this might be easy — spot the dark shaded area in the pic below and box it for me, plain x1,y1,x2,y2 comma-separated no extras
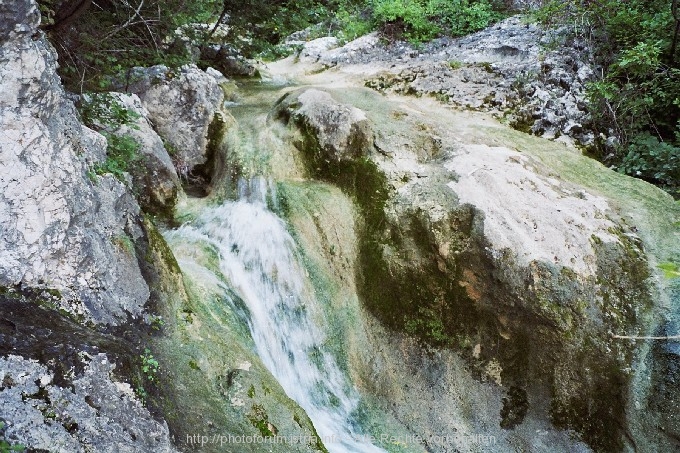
0,287,140,389
500,386,529,429
648,313,680,446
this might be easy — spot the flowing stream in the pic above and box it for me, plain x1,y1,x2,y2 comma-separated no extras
166,102,386,452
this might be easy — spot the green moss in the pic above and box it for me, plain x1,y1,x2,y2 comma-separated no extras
247,404,276,437
111,233,135,255
143,216,181,276
188,360,200,371
658,261,680,278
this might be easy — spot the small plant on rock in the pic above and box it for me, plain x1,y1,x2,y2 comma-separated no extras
0,421,25,453
140,348,160,383
79,93,141,181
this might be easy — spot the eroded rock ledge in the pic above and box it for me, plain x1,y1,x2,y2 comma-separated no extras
273,85,675,451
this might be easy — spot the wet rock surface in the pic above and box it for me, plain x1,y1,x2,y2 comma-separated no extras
273,85,676,451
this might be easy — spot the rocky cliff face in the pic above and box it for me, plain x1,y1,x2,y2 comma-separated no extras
0,2,328,452
271,82,679,452
0,1,178,450
0,0,150,325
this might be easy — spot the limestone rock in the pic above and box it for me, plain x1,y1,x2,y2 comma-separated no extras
0,0,149,325
274,85,664,450
273,88,373,165
124,64,224,176
298,37,339,64
318,16,597,148
105,93,182,216
0,354,177,453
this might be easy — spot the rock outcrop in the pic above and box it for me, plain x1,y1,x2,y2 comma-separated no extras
124,64,226,182
273,88,373,165
0,354,176,453
314,16,597,148
273,86,678,451
0,1,182,451
93,93,182,216
0,0,149,325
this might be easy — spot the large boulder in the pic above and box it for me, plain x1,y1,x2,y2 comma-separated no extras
272,88,373,167
0,0,149,325
124,65,225,178
89,92,182,216
298,37,340,64
274,86,678,451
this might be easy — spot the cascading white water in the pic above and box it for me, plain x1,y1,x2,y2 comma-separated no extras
166,177,385,453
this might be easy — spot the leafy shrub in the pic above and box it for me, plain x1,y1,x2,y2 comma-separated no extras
140,348,160,382
95,133,141,181
336,5,374,42
370,0,500,43
372,0,438,42
618,133,680,195
426,0,499,36
532,0,680,197
80,93,140,129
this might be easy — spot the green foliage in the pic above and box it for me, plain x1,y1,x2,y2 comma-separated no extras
247,404,275,437
140,348,160,382
150,315,166,331
533,0,680,197
0,441,25,453
79,93,141,181
369,0,500,43
527,0,569,27
619,133,680,196
80,93,140,127
42,0,505,76
336,6,374,42
0,422,25,453
372,0,439,42
95,133,140,180
39,0,222,89
188,360,201,370
426,0,499,36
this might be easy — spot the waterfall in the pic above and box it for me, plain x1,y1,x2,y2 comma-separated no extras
165,177,385,453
